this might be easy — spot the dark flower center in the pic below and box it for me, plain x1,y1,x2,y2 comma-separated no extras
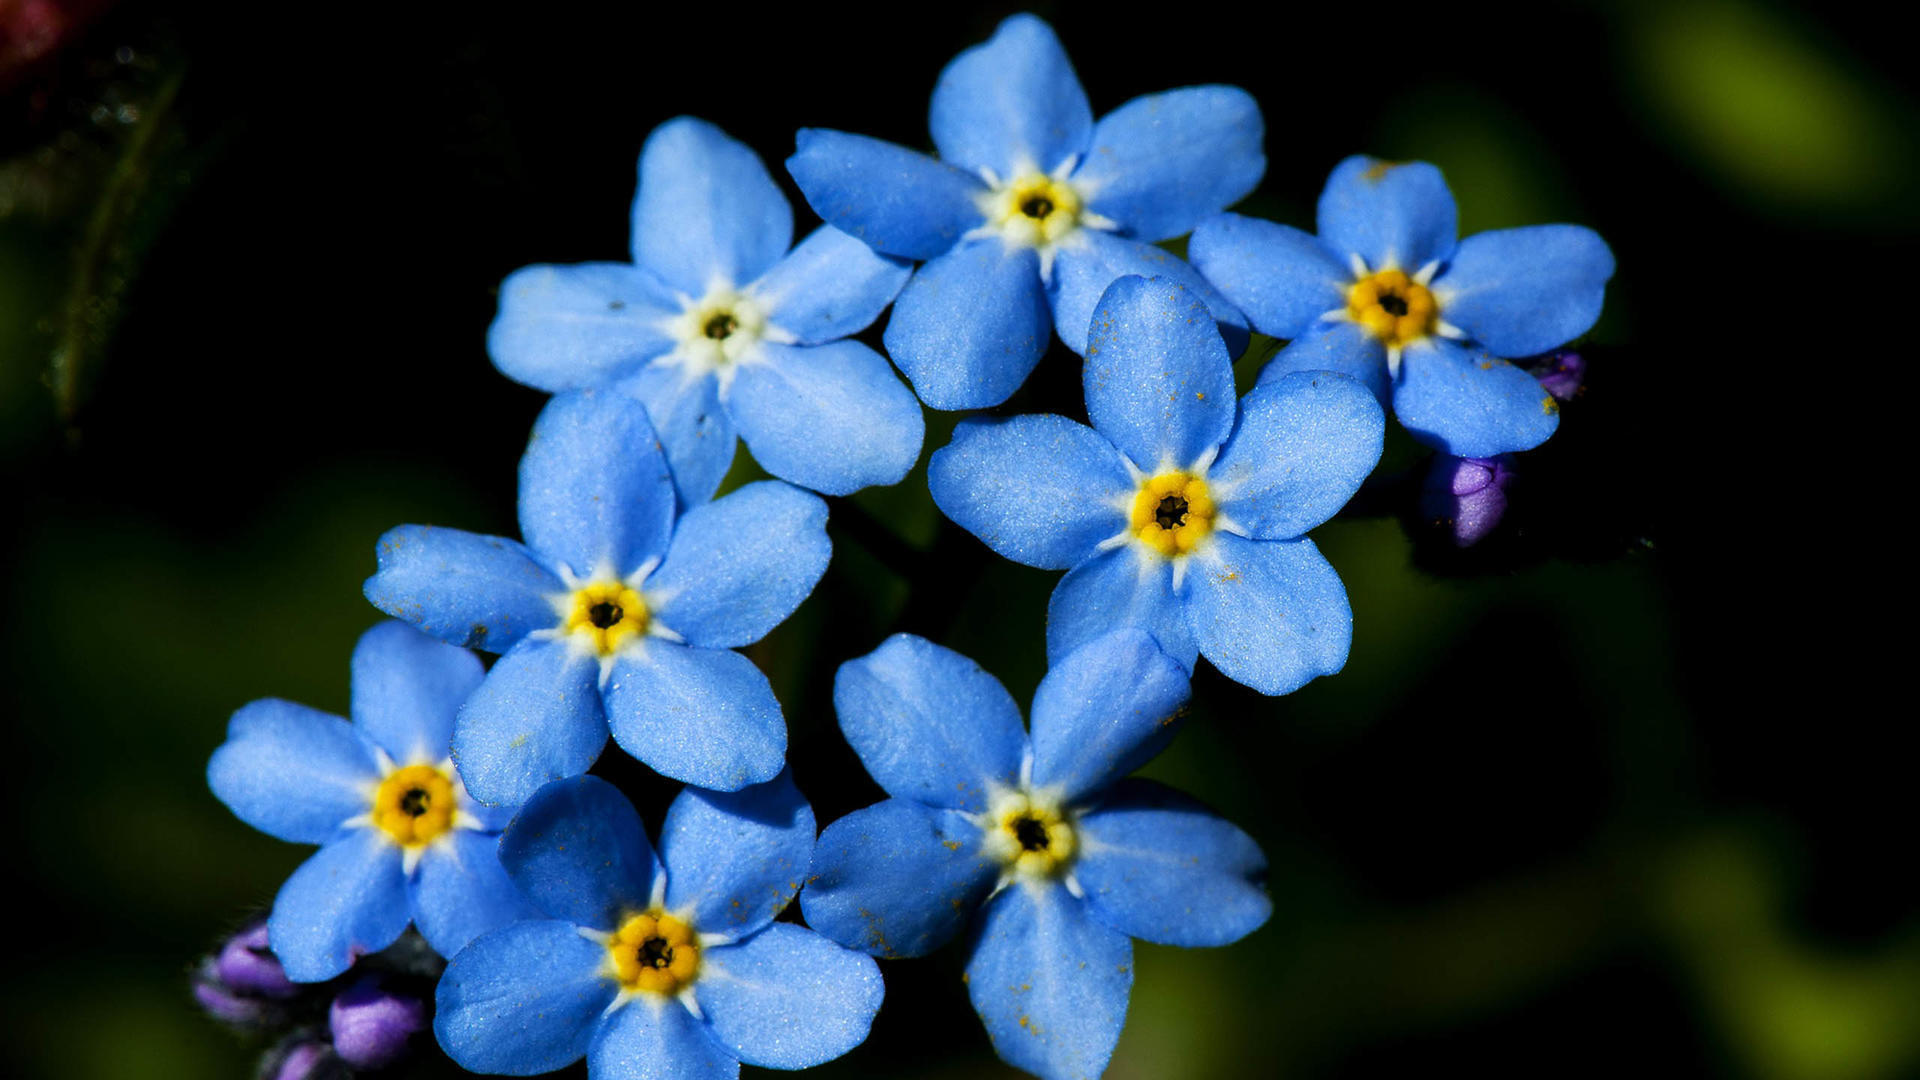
400,787,432,817
1013,815,1051,852
703,312,737,340
588,601,624,629
1019,194,1054,220
1155,495,1190,530
637,937,675,969
1378,293,1409,317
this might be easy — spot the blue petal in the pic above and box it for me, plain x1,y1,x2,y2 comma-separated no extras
452,636,607,808
410,828,543,958
588,997,738,1080
517,390,677,580
208,699,378,845
1210,370,1385,540
802,799,999,958
603,642,785,792
883,240,1050,410
696,924,883,1069
497,774,657,930
786,131,986,261
435,919,616,1076
929,13,1092,179
1046,546,1198,671
659,771,813,939
1083,275,1236,472
965,882,1132,1080
1316,156,1458,272
832,634,1027,812
1188,213,1350,340
728,341,924,496
487,263,679,392
1393,337,1561,457
1254,322,1392,407
646,481,830,648
1075,86,1264,242
1029,629,1191,803
1189,534,1351,696
365,525,563,653
1435,224,1615,357
1047,229,1247,357
928,414,1131,571
616,363,737,510
349,620,482,765
630,117,791,295
752,225,911,345
1075,779,1270,947
269,829,409,982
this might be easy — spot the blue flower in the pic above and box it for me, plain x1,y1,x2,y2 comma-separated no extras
786,13,1261,410
364,389,831,800
436,773,882,1078
206,621,540,982
1189,155,1615,457
802,631,1269,1080
929,274,1384,696
488,116,923,505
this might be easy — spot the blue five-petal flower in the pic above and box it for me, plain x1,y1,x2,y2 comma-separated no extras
364,389,832,800
786,13,1262,410
206,620,540,982
435,772,883,1079
488,116,924,505
1190,154,1615,457
802,630,1270,1080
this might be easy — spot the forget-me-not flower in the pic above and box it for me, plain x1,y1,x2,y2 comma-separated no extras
1190,155,1614,457
365,389,830,800
930,275,1384,696
436,772,882,1078
803,630,1269,1080
207,621,540,982
786,13,1260,410
489,116,923,505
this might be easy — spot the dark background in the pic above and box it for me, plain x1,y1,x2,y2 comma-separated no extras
2,1,1911,1077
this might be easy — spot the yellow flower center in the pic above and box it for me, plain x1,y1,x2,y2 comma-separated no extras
563,582,649,656
981,790,1076,880
371,763,458,847
1129,471,1215,557
1347,267,1438,348
608,911,700,995
985,172,1084,247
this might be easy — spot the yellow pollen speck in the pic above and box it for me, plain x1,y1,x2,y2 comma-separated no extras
1129,471,1215,558
1543,397,1560,415
563,582,649,656
1347,267,1438,349
371,763,458,847
608,911,700,995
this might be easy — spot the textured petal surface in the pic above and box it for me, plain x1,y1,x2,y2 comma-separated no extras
1083,275,1236,471
786,130,986,261
1189,213,1350,340
603,642,786,792
365,525,563,653
1394,337,1561,457
884,240,1050,410
1255,322,1392,407
589,998,738,1080
487,263,679,392
209,699,378,845
965,883,1132,1080
497,774,657,930
349,620,482,765
1210,371,1385,540
452,636,607,808
1047,230,1246,357
802,799,999,958
1076,779,1270,947
618,363,737,511
1076,86,1264,242
435,919,616,1076
1030,629,1191,803
930,13,1091,178
1436,224,1615,357
928,414,1131,571
410,828,543,959
833,634,1027,812
1189,534,1351,696
270,830,409,982
647,481,830,648
753,225,911,345
631,116,791,295
659,772,813,939
1046,546,1198,671
1316,156,1458,271
696,924,883,1069
728,341,924,496
517,391,676,580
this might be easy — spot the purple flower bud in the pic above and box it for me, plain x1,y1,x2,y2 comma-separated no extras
1531,349,1586,402
328,977,428,1069
191,972,270,1026
215,922,298,999
268,1041,334,1080
1422,454,1515,547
